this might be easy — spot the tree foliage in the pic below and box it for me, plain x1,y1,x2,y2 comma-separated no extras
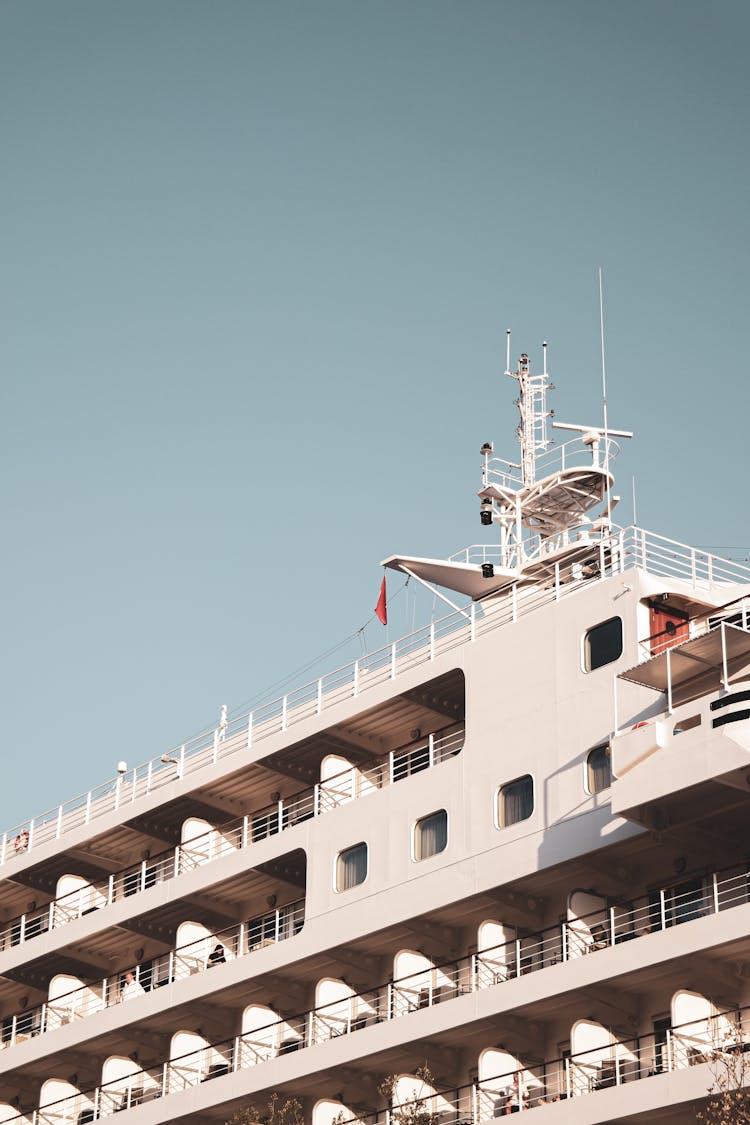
225,1092,304,1125
695,1028,750,1124
378,1066,443,1125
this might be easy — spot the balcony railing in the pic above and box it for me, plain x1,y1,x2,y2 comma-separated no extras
0,899,304,1054
2,527,748,867
9,962,750,1122
0,727,463,956
2,859,748,1110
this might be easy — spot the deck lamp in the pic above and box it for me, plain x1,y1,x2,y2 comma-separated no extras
480,499,493,526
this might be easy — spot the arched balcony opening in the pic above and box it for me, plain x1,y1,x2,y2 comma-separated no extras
174,920,213,976
53,874,105,927
671,989,739,1066
311,977,356,1044
38,1077,93,1124
567,890,608,958
313,1099,357,1125
475,920,516,985
392,949,459,1015
46,973,100,1030
98,1055,157,1115
180,816,237,871
477,1047,545,1113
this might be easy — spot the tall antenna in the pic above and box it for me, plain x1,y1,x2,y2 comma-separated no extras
598,268,613,525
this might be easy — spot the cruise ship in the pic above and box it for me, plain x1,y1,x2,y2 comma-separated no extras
1,336,750,1125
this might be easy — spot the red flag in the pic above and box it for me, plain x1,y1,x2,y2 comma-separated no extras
375,575,387,625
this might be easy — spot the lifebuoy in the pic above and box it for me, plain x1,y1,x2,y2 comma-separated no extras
13,831,29,854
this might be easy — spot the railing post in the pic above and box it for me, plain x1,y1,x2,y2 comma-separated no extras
391,641,397,679
162,1060,169,1095
609,905,616,945
561,922,568,962
713,871,720,914
275,908,280,944
721,620,729,689
213,729,219,764
178,744,185,779
277,798,284,833
599,536,606,579
28,819,35,850
428,733,434,768
565,1056,571,1099
40,1001,47,1034
314,783,320,817
666,648,673,714
147,760,153,793
554,562,560,600
659,888,667,932
666,1029,673,1072
114,776,121,811
515,938,522,977
131,767,138,802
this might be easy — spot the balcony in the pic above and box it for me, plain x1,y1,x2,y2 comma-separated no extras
3,529,747,867
0,726,463,956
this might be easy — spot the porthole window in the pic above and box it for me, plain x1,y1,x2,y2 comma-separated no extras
586,743,612,794
498,775,534,828
335,842,368,891
414,810,448,861
584,617,623,672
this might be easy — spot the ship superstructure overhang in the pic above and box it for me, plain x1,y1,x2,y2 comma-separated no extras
1,334,749,1125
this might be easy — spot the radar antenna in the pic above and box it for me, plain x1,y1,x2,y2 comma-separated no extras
505,330,553,487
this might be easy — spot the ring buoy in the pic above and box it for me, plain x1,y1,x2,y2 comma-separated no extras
13,831,29,854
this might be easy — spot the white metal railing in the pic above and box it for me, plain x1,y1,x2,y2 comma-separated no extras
483,434,623,493
8,916,750,1122
3,857,748,1105
0,899,304,1052
0,727,463,955
3,527,748,865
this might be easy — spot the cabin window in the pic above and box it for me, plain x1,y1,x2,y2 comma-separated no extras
583,617,623,672
414,810,448,861
336,842,368,891
586,743,612,794
498,775,534,827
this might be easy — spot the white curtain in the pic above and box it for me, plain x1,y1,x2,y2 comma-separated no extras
337,843,368,890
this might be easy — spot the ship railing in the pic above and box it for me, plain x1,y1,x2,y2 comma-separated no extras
0,727,462,955
5,963,750,1122
3,530,748,865
0,899,303,1052
483,435,623,493
0,853,746,1055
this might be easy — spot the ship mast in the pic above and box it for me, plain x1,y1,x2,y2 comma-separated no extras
505,331,553,489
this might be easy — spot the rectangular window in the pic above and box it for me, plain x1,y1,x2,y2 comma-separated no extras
414,810,448,861
586,744,612,794
336,842,368,891
584,617,623,672
498,775,534,827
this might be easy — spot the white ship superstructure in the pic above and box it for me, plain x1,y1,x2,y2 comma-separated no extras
1,337,749,1125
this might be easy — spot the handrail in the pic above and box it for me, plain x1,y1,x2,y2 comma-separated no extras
0,727,464,954
7,882,750,1120
3,857,748,1104
2,527,748,865
0,899,305,1053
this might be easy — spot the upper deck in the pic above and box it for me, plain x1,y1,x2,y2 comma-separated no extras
3,524,748,868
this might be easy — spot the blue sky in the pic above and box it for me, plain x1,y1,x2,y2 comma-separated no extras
2,0,749,830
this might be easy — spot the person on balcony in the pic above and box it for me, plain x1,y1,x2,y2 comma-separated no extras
121,971,145,1001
